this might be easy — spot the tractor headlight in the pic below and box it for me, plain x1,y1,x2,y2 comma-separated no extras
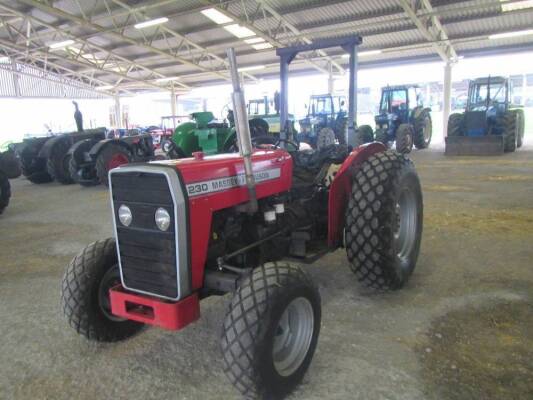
155,207,171,231
118,204,132,227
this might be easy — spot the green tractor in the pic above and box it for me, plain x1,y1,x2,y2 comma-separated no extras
247,92,297,139
165,111,236,158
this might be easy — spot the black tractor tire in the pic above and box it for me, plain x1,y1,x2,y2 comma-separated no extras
345,150,423,290
95,144,132,186
20,147,53,184
316,127,336,149
413,109,432,149
355,125,374,146
395,123,414,154
502,111,518,153
0,171,10,215
374,128,389,146
69,157,99,187
46,139,75,184
166,141,188,159
516,109,525,148
61,238,144,342
221,262,321,399
335,118,347,145
447,113,464,137
69,139,99,186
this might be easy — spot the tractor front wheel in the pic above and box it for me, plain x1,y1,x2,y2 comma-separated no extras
0,171,10,215
221,262,321,399
61,238,144,342
345,150,423,290
395,124,414,154
95,144,132,186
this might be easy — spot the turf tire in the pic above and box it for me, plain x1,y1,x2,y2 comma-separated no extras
221,262,321,399
316,127,336,149
61,238,144,342
345,150,423,290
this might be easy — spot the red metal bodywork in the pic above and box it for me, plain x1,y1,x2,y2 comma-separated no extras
110,285,199,330
327,142,387,247
110,144,385,331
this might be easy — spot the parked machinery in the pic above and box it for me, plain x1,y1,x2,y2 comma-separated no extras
61,38,424,398
445,76,525,155
17,128,107,184
298,94,348,148
68,133,156,187
369,85,432,153
247,92,298,139
0,144,22,214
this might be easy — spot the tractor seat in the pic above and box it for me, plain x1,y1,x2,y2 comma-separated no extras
292,144,350,172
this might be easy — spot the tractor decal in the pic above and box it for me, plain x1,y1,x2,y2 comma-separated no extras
186,167,281,197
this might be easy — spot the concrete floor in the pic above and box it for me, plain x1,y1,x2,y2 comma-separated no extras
1,146,532,400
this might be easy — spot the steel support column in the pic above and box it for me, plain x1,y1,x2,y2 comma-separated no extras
171,84,177,129
345,44,358,146
443,62,453,137
114,95,122,129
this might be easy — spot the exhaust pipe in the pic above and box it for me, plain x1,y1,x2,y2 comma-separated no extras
226,48,258,213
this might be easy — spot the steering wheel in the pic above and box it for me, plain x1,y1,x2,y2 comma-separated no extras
274,138,299,152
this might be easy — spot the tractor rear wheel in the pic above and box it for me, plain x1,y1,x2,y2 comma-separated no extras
447,113,464,137
516,109,525,148
395,124,414,154
502,111,518,153
355,125,374,146
20,146,53,184
61,238,144,342
46,139,74,184
95,144,132,186
0,171,10,215
69,139,99,186
413,109,432,149
345,150,423,290
221,262,321,399
316,127,336,149
374,128,389,146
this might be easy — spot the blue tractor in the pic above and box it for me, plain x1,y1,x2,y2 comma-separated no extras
371,85,432,153
298,94,348,148
445,76,525,155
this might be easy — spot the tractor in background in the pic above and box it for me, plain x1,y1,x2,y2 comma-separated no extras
298,94,348,148
0,144,22,214
247,92,298,139
372,85,432,153
16,128,107,184
164,111,236,158
445,76,525,155
68,132,157,187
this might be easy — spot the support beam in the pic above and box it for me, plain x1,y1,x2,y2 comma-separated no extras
114,95,122,129
398,0,457,62
170,85,177,130
443,61,453,137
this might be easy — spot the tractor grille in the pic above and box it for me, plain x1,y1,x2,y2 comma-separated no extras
110,170,179,299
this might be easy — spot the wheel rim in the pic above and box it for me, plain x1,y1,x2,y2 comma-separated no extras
272,297,314,377
394,187,418,264
107,153,129,170
98,265,125,321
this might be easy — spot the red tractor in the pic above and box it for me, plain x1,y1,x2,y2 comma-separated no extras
61,39,423,399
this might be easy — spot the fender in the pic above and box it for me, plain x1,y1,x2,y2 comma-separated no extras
89,138,132,159
327,142,387,248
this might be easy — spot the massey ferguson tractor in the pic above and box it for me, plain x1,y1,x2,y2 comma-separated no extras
61,38,423,399
68,132,157,187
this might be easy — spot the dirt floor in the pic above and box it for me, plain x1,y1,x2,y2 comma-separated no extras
1,145,532,400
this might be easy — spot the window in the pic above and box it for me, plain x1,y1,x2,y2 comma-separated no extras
391,90,407,110
310,96,333,115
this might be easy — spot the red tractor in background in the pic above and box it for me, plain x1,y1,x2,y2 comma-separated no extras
61,38,424,399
